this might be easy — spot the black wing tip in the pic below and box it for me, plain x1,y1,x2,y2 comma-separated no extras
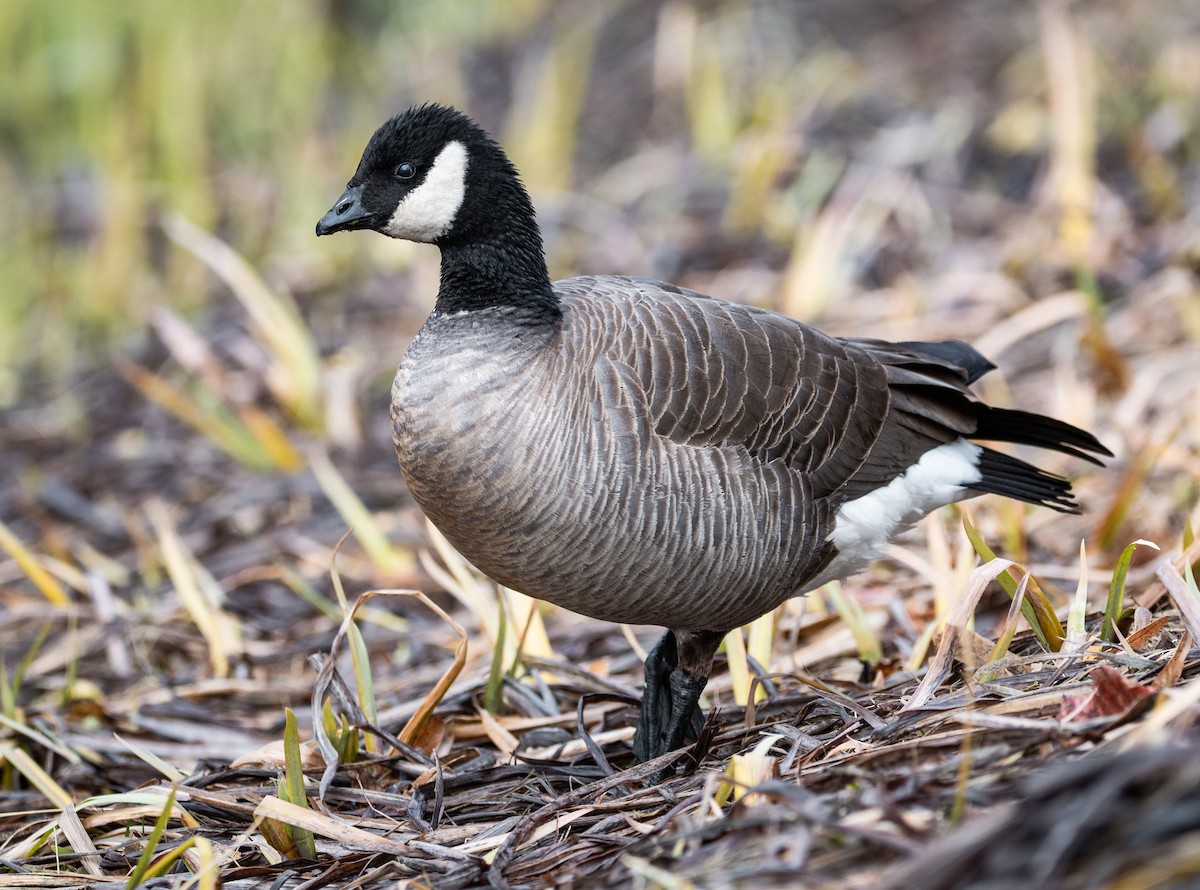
898,339,996,384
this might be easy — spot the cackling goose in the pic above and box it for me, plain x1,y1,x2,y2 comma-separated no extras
316,104,1110,772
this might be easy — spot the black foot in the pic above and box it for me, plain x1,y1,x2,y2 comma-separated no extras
631,629,724,776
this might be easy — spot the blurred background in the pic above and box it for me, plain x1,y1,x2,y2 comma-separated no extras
5,0,1198,381
2,0,1199,706
3,4,1200,881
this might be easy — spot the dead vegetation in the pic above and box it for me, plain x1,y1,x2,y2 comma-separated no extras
2,0,1200,887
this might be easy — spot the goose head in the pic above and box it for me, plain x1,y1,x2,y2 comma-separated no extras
316,103,555,314
315,103,532,246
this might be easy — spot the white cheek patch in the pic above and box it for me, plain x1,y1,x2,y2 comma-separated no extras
382,140,469,242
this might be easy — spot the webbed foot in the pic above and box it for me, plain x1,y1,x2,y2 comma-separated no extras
631,629,724,779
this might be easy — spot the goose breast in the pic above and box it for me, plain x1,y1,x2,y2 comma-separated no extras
391,278,849,630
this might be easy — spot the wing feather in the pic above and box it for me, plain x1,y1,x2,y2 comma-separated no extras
552,276,1107,513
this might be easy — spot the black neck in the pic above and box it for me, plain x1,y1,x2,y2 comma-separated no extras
435,234,559,317
430,138,561,318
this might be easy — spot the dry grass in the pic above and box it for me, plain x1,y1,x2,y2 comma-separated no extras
2,0,1200,887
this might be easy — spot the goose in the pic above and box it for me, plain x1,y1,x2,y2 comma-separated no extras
316,103,1109,772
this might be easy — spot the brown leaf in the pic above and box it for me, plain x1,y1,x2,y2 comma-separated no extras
1126,613,1170,649
232,739,325,772
408,714,447,756
1059,666,1154,722
477,708,520,761
933,625,995,671
1153,632,1191,691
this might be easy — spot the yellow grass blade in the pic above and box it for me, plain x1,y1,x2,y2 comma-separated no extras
235,405,304,472
504,10,601,193
824,581,883,666
424,522,495,630
0,741,73,808
781,169,911,319
188,836,219,890
685,18,739,165
503,587,554,664
0,519,69,605
162,214,323,428
117,358,276,470
146,500,242,678
147,306,303,470
717,733,784,805
724,626,755,706
745,606,778,679
620,624,649,662
1039,0,1097,268
309,449,412,575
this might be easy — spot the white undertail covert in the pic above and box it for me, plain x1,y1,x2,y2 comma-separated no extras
824,438,983,580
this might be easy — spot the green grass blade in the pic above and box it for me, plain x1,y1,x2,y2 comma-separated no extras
483,594,507,714
124,786,178,889
825,581,883,665
281,708,316,860
136,837,197,884
328,545,378,753
337,714,358,765
1,618,52,718
964,514,1063,651
1102,539,1159,641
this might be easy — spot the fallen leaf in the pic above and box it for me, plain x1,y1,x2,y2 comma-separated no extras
1126,614,1170,650
1060,666,1154,722
409,714,447,756
932,625,994,671
232,739,325,771
1153,632,1191,691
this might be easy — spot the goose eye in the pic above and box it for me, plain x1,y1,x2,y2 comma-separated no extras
396,162,416,180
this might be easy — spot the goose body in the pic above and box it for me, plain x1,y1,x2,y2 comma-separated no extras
318,104,1110,771
394,280,838,632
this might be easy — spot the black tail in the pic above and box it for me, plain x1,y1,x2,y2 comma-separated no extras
968,408,1112,513
865,337,1111,514
974,406,1112,465
971,449,1077,513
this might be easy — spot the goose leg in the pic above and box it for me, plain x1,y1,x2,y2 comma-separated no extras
632,629,724,771
632,630,679,763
